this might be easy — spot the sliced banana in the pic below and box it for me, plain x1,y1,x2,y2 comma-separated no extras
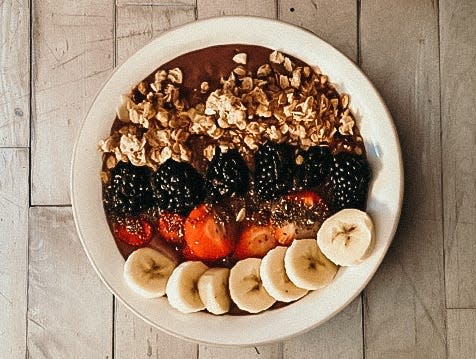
284,239,338,290
260,246,308,302
316,209,374,266
165,261,208,313
197,267,231,315
123,247,176,298
229,258,276,314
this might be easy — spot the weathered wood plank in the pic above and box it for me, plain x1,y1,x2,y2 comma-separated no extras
0,149,28,359
0,0,30,147
278,0,357,61
360,0,442,221
116,0,195,5
199,345,281,359
447,309,476,358
363,219,445,358
283,297,362,359
360,1,445,357
31,1,114,205
116,4,196,66
114,5,198,357
114,300,197,358
27,207,113,358
440,0,476,308
197,0,277,18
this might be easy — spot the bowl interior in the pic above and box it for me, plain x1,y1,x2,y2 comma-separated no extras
71,16,403,346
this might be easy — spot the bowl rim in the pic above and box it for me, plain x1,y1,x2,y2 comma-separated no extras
71,15,403,346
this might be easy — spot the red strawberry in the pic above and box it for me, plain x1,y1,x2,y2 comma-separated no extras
158,212,185,245
114,217,153,246
234,224,278,260
184,204,234,261
274,222,297,246
182,243,200,261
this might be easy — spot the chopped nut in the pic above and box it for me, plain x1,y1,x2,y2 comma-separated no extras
295,154,304,165
341,94,349,109
203,144,216,161
232,52,247,65
283,57,293,72
269,50,285,64
236,208,246,222
167,68,183,84
233,66,247,77
200,81,209,93
257,64,272,77
279,75,290,89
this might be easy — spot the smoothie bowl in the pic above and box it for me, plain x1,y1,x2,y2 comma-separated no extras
71,17,403,346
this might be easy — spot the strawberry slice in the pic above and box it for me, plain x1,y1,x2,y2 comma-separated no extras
181,243,200,261
114,217,153,246
157,212,185,245
234,224,278,260
184,204,234,261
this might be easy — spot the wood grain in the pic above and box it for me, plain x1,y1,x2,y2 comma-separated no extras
360,1,445,357
114,299,197,358
31,0,114,205
278,0,357,61
116,0,195,5
283,297,363,359
116,4,196,66
0,0,30,147
27,207,113,358
447,309,476,358
199,345,281,359
0,149,28,359
440,0,476,308
197,0,276,18
114,5,198,357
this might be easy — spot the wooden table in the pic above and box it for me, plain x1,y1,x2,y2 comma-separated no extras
1,1,475,358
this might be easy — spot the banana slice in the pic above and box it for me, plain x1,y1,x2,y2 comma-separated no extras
197,267,231,315
260,246,308,302
229,258,276,313
165,261,208,313
123,247,176,298
284,239,338,290
316,209,374,266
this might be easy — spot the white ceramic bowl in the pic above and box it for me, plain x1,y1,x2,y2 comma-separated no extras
71,16,403,346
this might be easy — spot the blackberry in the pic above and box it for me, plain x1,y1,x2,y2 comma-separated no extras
152,159,204,214
295,146,332,188
254,142,294,200
103,161,155,216
331,152,371,211
205,148,249,201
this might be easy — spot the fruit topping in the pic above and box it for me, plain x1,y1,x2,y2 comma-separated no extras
157,212,185,245
271,191,330,240
123,247,176,298
152,159,204,215
331,152,371,211
254,142,294,200
205,148,249,201
184,204,235,261
234,224,278,259
284,239,338,290
113,216,154,246
316,208,374,266
103,161,155,216
294,146,332,188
